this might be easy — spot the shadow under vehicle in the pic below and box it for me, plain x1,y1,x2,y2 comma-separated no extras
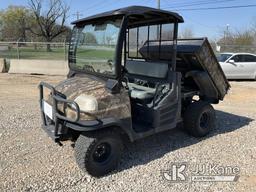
39,6,230,177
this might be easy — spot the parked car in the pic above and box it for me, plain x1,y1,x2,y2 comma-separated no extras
217,52,256,80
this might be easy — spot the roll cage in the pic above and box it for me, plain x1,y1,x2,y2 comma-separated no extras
68,6,184,80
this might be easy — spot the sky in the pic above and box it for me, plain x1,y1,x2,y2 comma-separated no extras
1,0,256,40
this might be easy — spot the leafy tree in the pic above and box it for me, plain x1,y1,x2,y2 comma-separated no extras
0,6,32,41
0,11,3,41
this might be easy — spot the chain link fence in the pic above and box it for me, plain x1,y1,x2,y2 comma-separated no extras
0,41,68,61
1,41,256,62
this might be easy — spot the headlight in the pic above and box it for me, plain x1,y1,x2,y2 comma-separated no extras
74,94,98,112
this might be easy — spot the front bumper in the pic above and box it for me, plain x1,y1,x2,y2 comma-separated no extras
39,82,103,144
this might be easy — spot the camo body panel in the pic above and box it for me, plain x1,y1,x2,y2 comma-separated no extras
53,76,131,121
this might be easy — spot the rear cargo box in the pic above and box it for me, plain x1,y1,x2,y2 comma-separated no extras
176,38,230,100
139,38,230,100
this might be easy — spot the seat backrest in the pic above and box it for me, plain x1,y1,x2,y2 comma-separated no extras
126,60,168,79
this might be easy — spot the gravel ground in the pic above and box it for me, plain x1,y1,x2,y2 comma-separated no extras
0,74,255,192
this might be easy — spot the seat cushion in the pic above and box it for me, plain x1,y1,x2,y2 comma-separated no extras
128,83,156,100
126,60,168,79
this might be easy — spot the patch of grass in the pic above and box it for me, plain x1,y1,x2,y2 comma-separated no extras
0,47,115,61
77,49,115,59
0,47,67,60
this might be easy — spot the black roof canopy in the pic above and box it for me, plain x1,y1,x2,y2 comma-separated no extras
72,6,184,26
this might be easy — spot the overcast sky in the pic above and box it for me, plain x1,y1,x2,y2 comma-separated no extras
1,0,256,40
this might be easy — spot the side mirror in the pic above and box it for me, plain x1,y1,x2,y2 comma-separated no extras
228,59,235,64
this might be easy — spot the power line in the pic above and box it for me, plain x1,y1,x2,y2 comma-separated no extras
164,0,239,9
162,0,224,7
185,17,218,30
169,4,256,11
72,11,83,20
83,0,107,11
83,0,121,16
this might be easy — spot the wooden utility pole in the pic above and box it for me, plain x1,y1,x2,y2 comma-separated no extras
157,0,160,39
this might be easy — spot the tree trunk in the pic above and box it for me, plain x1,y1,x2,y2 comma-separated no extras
46,42,51,52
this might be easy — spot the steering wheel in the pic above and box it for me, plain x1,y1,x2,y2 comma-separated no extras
107,59,114,70
83,64,95,72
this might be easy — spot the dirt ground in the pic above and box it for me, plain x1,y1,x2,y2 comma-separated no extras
0,73,255,192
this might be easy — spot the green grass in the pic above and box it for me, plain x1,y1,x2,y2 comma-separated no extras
0,47,67,60
0,47,115,61
76,49,115,59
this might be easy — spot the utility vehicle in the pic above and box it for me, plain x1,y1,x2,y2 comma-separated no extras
39,6,230,177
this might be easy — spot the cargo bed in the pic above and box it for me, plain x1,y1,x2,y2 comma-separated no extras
176,38,230,100
139,38,230,101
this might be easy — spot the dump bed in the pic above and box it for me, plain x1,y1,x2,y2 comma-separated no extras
176,38,230,100
139,38,230,101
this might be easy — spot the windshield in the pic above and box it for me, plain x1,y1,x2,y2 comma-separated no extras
69,18,122,76
217,53,232,62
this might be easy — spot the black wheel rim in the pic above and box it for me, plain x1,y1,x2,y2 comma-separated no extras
92,142,111,163
200,112,210,129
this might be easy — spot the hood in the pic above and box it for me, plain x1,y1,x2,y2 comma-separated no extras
55,76,106,100
52,75,131,121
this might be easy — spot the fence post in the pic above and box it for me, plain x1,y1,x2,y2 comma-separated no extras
16,38,20,59
64,40,67,61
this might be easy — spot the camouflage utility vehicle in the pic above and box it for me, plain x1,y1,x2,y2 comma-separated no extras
39,6,230,177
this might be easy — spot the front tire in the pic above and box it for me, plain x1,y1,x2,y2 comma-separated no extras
184,101,215,137
75,130,123,177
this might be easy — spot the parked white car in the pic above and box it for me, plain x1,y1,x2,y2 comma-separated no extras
217,52,256,80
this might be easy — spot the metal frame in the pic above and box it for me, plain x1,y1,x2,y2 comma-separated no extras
126,22,178,70
39,82,103,142
68,16,125,80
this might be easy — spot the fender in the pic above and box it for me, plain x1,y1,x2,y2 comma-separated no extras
65,117,134,142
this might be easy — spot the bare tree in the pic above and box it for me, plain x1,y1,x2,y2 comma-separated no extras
234,30,254,46
29,0,69,51
251,17,256,33
180,28,194,39
251,17,256,45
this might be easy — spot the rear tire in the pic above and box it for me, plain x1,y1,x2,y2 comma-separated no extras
75,130,123,177
184,101,215,137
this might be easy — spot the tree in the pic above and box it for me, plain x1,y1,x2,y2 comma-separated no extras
0,6,32,41
84,32,97,44
0,11,3,41
233,30,254,46
180,28,194,39
217,28,254,53
251,17,256,33
251,17,256,45
29,0,69,51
